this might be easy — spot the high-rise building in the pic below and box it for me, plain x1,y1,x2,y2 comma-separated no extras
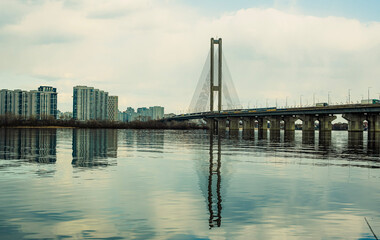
150,106,164,120
36,86,58,119
12,89,29,117
0,86,57,119
107,96,118,121
73,86,93,121
93,89,108,120
73,86,110,121
0,89,13,115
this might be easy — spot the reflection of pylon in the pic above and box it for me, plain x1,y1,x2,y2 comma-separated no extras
208,134,222,228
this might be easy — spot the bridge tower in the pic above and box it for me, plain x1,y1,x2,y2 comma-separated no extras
210,38,222,112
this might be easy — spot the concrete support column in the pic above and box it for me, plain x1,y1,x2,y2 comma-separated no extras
229,118,240,131
342,114,366,132
258,117,268,139
368,114,380,132
242,117,255,131
318,115,336,132
258,118,268,131
299,115,316,132
206,119,216,132
283,116,297,132
268,117,281,141
217,118,227,133
269,117,281,131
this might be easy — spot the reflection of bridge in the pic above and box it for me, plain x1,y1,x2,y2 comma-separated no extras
169,38,380,138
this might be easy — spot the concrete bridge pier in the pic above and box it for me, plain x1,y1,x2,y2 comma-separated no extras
269,117,281,141
299,115,316,143
242,117,255,131
242,117,255,138
282,116,296,141
283,116,297,132
206,119,216,133
317,115,335,147
257,117,268,139
229,117,240,131
318,115,336,132
299,115,316,132
368,114,380,132
342,114,366,132
217,118,227,134
269,117,281,131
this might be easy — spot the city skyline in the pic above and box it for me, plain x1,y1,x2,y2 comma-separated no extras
0,0,379,113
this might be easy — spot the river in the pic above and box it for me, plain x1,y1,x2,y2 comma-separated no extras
0,128,379,239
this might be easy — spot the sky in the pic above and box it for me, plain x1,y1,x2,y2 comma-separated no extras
0,0,380,113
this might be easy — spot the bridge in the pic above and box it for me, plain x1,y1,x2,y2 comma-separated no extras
168,38,380,138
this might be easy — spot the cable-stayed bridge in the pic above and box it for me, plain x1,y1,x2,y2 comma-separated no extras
168,38,380,138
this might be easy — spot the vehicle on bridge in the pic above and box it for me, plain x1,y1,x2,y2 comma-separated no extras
361,99,380,104
316,103,328,107
221,107,277,114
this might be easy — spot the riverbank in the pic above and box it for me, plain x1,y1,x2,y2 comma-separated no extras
0,118,206,130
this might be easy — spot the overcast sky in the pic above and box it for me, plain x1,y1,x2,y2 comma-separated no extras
0,0,379,113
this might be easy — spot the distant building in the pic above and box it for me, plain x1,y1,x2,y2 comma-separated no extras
107,96,118,121
164,113,175,119
73,86,109,121
58,111,73,120
0,86,57,119
137,107,151,121
121,106,165,122
150,106,164,120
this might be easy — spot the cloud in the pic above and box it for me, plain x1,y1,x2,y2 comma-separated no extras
0,1,379,113
32,32,81,45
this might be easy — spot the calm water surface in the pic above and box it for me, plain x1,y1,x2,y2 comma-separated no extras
1,128,380,239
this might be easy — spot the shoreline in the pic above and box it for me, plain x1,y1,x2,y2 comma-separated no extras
4,126,77,129
0,119,206,130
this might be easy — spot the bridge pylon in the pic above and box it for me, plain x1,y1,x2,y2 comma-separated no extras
210,38,222,112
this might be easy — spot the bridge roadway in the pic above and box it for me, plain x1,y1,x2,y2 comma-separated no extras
168,104,380,134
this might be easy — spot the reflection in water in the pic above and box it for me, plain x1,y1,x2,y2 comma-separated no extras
319,131,332,147
228,130,239,139
0,128,57,163
284,130,295,142
368,132,380,154
208,133,222,228
302,131,315,144
72,129,118,167
1,129,380,239
348,132,364,151
270,130,281,142
242,130,254,140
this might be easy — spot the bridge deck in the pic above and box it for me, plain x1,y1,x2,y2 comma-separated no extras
168,104,380,121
